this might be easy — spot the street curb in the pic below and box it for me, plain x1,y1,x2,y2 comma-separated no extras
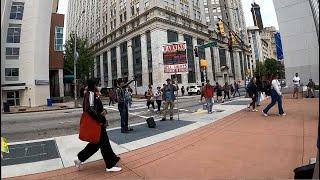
2,107,82,114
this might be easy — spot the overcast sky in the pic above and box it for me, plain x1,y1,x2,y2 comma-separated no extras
57,0,279,43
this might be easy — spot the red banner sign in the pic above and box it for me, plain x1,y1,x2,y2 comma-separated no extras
162,42,188,73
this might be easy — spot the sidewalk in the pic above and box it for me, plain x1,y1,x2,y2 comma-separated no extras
5,97,319,179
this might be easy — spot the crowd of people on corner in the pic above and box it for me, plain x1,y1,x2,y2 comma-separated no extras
73,72,317,173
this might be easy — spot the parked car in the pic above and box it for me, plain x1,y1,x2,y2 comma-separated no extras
187,85,202,95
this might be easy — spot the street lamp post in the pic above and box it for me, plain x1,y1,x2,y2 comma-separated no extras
73,10,85,108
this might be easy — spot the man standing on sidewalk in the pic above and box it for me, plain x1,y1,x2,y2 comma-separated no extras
203,80,214,114
161,78,178,121
116,78,135,133
293,73,300,99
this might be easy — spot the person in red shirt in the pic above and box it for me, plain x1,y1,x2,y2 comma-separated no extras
203,80,215,114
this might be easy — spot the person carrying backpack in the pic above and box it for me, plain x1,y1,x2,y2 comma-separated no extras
247,77,258,111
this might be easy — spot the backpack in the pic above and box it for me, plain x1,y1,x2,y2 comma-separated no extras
265,83,272,96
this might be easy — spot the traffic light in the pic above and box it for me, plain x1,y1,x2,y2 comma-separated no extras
216,20,225,36
229,32,236,44
194,47,199,57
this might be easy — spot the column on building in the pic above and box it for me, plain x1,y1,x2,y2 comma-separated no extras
192,37,200,84
116,46,121,78
178,33,188,85
233,50,242,81
140,33,149,87
205,47,214,83
58,69,64,97
107,50,112,87
99,54,105,87
225,50,233,82
151,29,167,87
127,40,134,81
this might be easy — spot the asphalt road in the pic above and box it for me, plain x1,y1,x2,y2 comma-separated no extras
1,95,206,142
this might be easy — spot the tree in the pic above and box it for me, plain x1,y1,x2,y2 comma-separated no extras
64,34,94,86
255,61,266,77
264,58,279,78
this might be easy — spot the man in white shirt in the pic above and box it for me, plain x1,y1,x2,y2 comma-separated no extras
262,74,286,116
292,73,300,99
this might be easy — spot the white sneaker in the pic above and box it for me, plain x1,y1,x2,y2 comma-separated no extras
106,166,122,172
262,111,268,117
74,158,82,169
153,109,157,112
279,113,286,116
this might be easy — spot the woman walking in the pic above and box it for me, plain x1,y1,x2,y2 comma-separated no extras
154,86,163,112
247,77,258,111
146,85,155,111
262,74,286,116
222,82,231,102
74,79,121,172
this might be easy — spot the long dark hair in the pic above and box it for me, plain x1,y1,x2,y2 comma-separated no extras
87,79,97,91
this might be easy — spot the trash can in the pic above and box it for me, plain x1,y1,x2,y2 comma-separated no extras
47,99,53,106
3,102,10,112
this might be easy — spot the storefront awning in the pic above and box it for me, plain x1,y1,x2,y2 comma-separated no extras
64,75,74,83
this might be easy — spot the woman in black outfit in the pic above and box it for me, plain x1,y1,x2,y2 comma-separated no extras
247,77,258,111
74,79,121,172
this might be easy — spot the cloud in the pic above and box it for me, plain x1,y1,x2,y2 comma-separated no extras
242,0,279,30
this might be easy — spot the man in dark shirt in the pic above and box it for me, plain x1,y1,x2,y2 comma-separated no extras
116,78,135,133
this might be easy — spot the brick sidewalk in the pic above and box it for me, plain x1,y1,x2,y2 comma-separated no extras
7,97,318,179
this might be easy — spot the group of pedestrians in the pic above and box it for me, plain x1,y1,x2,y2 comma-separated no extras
202,81,241,103
143,78,178,121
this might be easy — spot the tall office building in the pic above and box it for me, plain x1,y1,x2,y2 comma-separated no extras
1,0,63,108
251,2,263,30
66,0,223,94
273,0,319,86
203,0,251,81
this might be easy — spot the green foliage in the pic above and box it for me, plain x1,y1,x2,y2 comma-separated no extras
254,58,285,79
255,61,266,76
64,34,94,85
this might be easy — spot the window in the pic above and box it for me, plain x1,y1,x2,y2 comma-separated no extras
10,2,24,20
171,74,182,84
205,8,209,13
204,0,207,5
7,91,20,106
55,26,63,51
145,0,150,7
167,30,178,43
206,16,210,22
7,24,21,43
5,68,19,81
6,47,20,59
219,49,226,67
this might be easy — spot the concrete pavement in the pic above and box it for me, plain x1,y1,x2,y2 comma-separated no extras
3,96,319,179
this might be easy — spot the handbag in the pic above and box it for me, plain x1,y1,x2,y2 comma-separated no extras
79,112,101,144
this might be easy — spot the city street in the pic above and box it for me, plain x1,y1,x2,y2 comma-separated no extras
1,90,247,143
1,93,244,143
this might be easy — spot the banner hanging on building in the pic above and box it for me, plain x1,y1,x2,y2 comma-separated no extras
275,32,284,60
162,41,188,73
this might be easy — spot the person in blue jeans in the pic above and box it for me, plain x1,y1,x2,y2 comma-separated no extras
262,74,286,116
